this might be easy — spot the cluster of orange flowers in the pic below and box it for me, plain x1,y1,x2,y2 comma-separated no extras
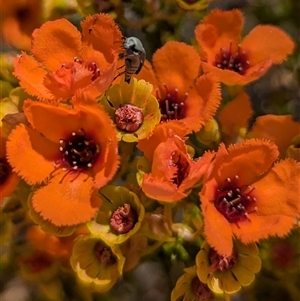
1,8,299,301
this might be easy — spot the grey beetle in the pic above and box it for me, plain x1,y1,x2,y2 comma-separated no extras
123,37,146,83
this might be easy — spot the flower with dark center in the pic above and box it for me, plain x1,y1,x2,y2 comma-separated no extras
134,41,221,134
94,242,116,266
195,9,295,85
196,241,261,294
171,266,218,301
6,99,119,229
115,104,144,133
199,139,300,256
88,185,145,245
13,13,123,103
138,130,215,203
71,235,125,292
110,203,138,234
99,78,160,142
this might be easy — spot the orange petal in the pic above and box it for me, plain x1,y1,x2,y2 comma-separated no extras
195,9,244,62
152,41,201,100
31,19,82,71
13,53,54,100
137,122,188,161
76,49,118,100
142,174,186,202
247,115,300,158
201,60,273,86
218,91,253,141
24,100,81,143
73,103,119,187
201,198,233,256
184,73,221,132
217,139,279,186
232,214,297,244
253,159,300,217
81,14,123,63
6,124,59,185
180,151,215,191
151,139,179,180
31,171,97,226
241,25,295,65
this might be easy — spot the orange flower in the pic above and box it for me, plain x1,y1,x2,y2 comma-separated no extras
6,99,119,228
247,114,300,160
0,129,20,201
200,139,300,256
218,91,253,145
136,41,221,134
13,14,122,103
137,125,215,202
195,9,295,85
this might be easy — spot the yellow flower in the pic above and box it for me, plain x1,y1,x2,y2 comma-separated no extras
70,234,125,293
99,78,161,142
88,185,145,245
196,240,261,294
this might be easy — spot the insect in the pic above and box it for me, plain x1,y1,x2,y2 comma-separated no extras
122,37,146,83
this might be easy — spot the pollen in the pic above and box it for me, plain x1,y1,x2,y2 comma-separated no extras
110,203,138,234
115,104,144,133
58,129,99,171
215,42,250,75
208,248,237,272
156,85,188,122
214,175,258,223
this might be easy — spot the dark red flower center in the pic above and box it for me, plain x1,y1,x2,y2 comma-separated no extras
94,242,116,266
59,129,99,170
156,85,188,122
0,158,11,185
214,175,257,223
110,203,138,234
208,248,237,272
115,104,144,133
191,277,214,300
171,152,191,186
215,42,250,75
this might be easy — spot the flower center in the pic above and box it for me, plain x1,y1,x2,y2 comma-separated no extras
94,242,116,266
115,104,144,133
73,57,101,81
215,43,250,75
209,248,237,272
191,277,213,300
214,175,257,223
110,203,138,234
156,85,188,122
171,152,191,186
59,129,99,170
0,158,11,185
